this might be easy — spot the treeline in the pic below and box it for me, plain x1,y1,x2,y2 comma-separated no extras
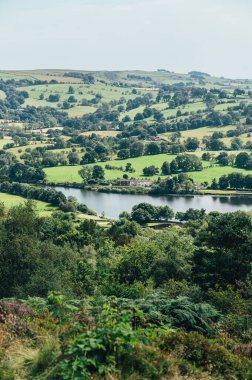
63,72,95,83
0,152,46,182
212,172,252,190
152,173,196,195
0,181,66,206
0,181,95,215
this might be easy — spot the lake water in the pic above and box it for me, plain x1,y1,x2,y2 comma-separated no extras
55,187,252,219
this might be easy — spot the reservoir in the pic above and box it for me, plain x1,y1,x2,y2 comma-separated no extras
55,187,252,219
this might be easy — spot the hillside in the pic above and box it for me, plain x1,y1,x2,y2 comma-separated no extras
0,69,252,193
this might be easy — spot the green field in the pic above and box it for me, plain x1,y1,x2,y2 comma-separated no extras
19,82,156,105
0,70,82,83
44,154,179,183
0,137,13,148
119,100,241,125
67,105,97,118
8,143,52,158
161,125,237,142
0,192,56,215
81,130,119,137
188,165,252,183
44,152,252,184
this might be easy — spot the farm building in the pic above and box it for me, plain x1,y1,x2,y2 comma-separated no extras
116,179,153,188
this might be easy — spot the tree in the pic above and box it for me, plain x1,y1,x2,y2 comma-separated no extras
116,241,160,284
202,152,211,161
231,137,242,151
185,137,200,151
171,154,202,173
143,165,159,176
145,143,161,155
125,163,135,172
82,152,96,164
118,149,130,160
109,219,139,245
134,113,144,121
131,203,157,224
228,172,245,188
204,93,217,111
62,101,71,109
122,115,131,123
234,88,245,97
170,160,179,173
235,152,250,169
193,212,252,288
92,165,105,180
211,178,218,190
176,208,206,221
79,166,93,185
68,96,77,103
131,208,152,225
156,205,174,220
68,152,80,165
219,175,229,189
48,94,60,102
68,86,75,94
161,161,171,175
216,152,229,166
205,138,226,151
130,142,144,157
151,229,193,285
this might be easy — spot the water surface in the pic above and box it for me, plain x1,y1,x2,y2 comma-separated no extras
56,187,252,219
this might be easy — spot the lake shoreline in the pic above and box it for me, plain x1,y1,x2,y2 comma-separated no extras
54,186,252,219
45,181,252,198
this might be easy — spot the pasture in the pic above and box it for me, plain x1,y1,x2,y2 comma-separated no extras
19,82,156,107
0,138,13,149
8,143,52,157
44,152,252,184
81,130,119,137
160,125,237,142
0,70,82,83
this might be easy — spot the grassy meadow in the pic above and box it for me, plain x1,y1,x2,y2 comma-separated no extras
80,130,119,137
44,151,252,185
15,81,158,118
0,192,56,215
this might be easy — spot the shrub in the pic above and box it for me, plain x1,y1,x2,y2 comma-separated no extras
159,330,252,379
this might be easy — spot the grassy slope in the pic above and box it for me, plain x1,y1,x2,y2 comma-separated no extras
18,82,157,117
160,125,237,141
0,192,56,215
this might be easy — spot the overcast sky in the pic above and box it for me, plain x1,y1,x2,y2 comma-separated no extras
0,0,251,78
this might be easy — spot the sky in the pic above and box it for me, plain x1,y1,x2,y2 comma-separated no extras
0,0,251,78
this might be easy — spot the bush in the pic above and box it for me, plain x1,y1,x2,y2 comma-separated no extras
54,306,148,379
159,330,252,379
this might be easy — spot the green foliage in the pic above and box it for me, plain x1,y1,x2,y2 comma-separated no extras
1,200,252,378
55,306,148,380
193,211,252,288
0,361,15,380
137,293,221,336
159,330,252,379
30,338,60,377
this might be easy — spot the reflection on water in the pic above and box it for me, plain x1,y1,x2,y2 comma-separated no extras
55,187,252,219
